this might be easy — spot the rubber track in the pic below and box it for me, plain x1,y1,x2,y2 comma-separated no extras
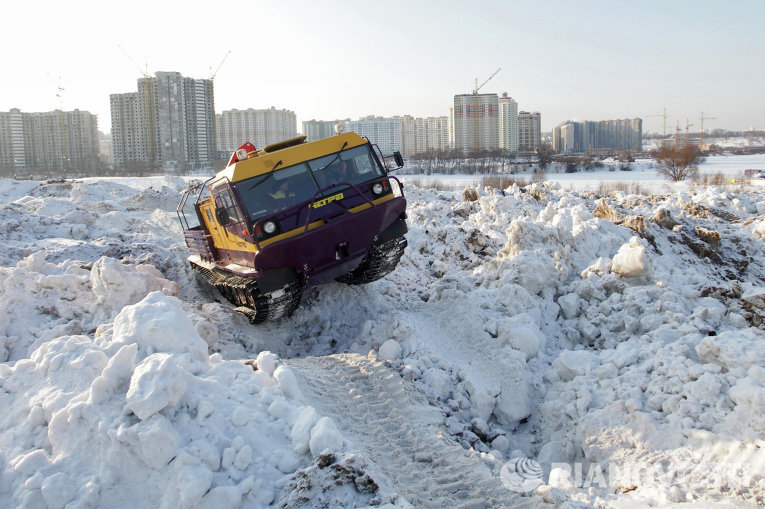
287,354,543,509
336,236,407,285
191,262,302,323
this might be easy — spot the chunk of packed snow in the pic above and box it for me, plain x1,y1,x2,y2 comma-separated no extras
91,257,178,322
554,350,599,381
106,292,208,363
126,353,188,420
309,417,344,457
379,339,403,361
611,236,652,279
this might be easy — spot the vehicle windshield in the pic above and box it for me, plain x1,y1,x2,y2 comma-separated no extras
233,144,385,222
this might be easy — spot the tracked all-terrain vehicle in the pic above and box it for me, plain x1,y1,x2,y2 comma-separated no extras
177,132,408,323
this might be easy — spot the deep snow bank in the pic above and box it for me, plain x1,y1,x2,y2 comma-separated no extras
0,177,403,508
380,182,765,506
0,266,394,508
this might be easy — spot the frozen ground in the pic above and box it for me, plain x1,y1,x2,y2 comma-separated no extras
0,160,764,508
402,153,765,195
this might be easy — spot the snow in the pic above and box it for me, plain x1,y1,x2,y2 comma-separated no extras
1,162,764,507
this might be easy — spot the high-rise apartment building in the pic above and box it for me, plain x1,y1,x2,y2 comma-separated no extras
217,107,297,154
452,93,499,154
400,115,450,157
337,116,403,155
0,108,100,174
498,93,519,154
302,119,348,142
552,118,642,153
518,111,541,153
304,115,448,158
110,71,215,172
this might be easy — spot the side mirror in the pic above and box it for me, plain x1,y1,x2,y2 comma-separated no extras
384,151,404,172
215,207,230,226
393,151,404,168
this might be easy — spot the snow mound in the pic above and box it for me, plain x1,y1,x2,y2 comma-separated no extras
0,290,349,508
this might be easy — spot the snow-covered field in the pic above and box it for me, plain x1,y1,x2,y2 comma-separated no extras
1,161,764,508
402,153,765,195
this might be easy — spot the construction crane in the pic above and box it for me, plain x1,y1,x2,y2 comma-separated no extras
209,50,231,81
118,44,150,78
473,68,501,95
646,107,669,137
46,72,65,110
685,120,695,149
699,112,717,150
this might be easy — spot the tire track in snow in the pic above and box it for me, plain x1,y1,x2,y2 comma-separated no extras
287,353,543,508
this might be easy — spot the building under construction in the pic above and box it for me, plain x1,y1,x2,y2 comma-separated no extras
552,118,642,154
110,71,216,172
451,93,500,154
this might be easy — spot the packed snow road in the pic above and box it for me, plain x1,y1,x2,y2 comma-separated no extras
287,353,540,508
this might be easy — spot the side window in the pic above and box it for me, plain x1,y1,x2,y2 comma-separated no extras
218,189,243,223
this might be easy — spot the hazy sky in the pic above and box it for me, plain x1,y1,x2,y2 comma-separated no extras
2,0,763,135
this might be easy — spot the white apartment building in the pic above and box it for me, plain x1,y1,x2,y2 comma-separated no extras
337,116,402,155
399,115,450,157
0,108,100,174
302,119,348,142
518,111,541,153
305,115,449,158
499,92,519,154
217,107,297,154
452,93,500,154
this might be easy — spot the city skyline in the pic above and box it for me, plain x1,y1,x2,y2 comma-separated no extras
2,0,764,135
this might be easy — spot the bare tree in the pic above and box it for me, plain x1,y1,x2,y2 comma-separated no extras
652,145,705,181
535,143,555,171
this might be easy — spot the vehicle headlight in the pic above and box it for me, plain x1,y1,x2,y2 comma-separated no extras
372,183,384,195
263,221,277,234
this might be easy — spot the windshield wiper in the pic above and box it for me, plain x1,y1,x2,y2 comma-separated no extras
317,141,348,171
247,175,270,191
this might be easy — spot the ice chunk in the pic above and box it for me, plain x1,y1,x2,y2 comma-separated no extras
423,367,452,401
379,339,403,361
497,313,546,358
176,464,214,508
135,415,181,469
90,257,178,322
742,287,765,310
274,365,303,400
40,472,76,509
493,354,533,425
291,406,320,454
611,236,652,278
309,417,344,457
554,350,598,381
110,292,208,362
696,328,765,374
255,351,279,376
580,257,611,279
548,467,576,492
557,293,580,320
126,353,188,420
88,343,137,404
